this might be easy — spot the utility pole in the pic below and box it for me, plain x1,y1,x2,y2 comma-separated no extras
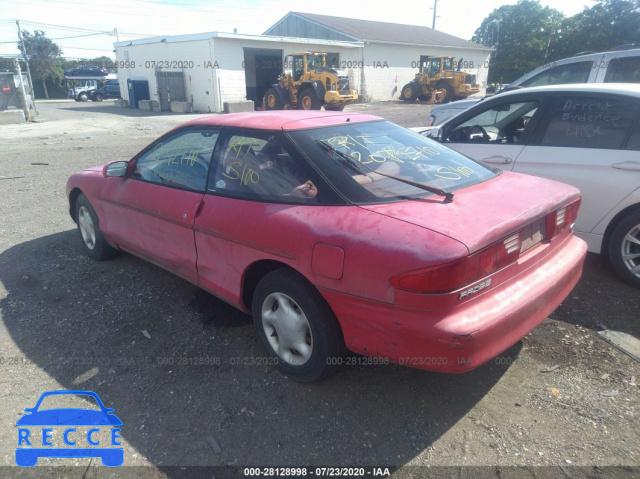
431,0,438,29
16,20,38,115
14,59,31,121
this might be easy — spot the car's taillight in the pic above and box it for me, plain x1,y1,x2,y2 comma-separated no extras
546,198,581,240
390,232,522,294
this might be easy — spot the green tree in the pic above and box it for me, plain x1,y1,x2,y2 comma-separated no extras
550,0,640,60
472,0,565,83
17,30,63,99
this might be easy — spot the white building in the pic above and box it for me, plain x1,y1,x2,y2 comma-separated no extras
265,12,492,103
114,12,491,112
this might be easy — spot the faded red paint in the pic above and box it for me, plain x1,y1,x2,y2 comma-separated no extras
67,111,587,373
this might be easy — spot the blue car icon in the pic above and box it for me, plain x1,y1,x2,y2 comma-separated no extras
16,390,123,467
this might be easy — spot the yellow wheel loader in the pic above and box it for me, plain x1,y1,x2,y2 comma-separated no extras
400,56,480,104
264,52,358,111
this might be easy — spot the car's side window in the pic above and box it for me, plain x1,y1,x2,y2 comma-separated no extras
132,129,219,191
444,101,539,144
520,61,592,88
628,120,640,151
539,96,637,149
604,56,640,83
209,132,319,203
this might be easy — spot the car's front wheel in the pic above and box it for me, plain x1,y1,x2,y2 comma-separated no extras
78,92,88,102
608,210,640,288
252,269,345,382
75,193,118,261
94,93,104,102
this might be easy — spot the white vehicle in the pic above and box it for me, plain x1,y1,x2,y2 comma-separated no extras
66,74,118,102
426,83,640,287
426,98,481,127
504,46,640,90
68,79,98,102
425,46,640,127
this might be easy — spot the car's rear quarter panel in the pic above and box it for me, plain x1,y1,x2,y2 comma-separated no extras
193,196,469,309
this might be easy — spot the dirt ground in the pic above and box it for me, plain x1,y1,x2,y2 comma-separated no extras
0,100,639,479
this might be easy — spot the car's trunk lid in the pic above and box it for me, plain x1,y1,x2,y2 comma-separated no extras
359,171,580,254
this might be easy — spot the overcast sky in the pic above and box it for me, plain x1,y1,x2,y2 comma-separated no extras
0,0,597,59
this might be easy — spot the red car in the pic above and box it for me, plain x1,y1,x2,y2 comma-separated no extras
66,111,587,381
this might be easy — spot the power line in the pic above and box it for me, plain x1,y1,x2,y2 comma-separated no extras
57,45,114,52
18,20,110,34
50,32,111,40
17,20,157,38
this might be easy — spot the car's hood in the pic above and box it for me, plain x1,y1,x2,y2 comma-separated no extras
359,171,579,254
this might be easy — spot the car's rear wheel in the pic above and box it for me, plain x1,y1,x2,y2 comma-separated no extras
608,210,640,288
252,268,345,382
75,193,118,261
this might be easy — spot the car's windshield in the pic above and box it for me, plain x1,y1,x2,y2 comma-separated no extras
288,120,496,204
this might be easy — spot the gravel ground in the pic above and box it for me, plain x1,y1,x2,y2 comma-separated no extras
0,100,638,479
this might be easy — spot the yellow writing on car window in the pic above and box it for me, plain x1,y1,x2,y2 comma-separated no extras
226,137,263,158
434,166,475,180
222,161,260,185
325,135,441,165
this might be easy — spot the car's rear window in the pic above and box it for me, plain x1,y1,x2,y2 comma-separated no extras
288,120,496,204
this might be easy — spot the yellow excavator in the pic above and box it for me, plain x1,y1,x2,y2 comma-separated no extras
400,56,480,103
264,52,358,111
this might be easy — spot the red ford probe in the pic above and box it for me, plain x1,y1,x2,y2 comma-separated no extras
66,110,587,381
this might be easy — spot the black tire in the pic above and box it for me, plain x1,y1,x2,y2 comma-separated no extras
298,89,321,110
95,93,104,102
608,209,640,288
401,83,418,102
75,193,118,261
324,105,345,111
78,92,89,102
252,268,345,382
264,87,282,110
435,82,454,103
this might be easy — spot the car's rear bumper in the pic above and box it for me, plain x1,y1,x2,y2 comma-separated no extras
321,235,587,373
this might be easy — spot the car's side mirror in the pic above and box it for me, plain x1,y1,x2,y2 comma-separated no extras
104,160,130,178
425,126,443,142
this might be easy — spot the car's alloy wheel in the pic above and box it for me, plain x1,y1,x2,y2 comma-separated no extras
75,193,119,261
252,268,345,381
78,205,96,250
608,210,640,288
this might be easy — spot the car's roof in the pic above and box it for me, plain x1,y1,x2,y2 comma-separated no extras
180,110,384,131
484,83,640,99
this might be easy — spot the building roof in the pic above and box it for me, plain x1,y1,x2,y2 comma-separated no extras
265,12,490,51
114,31,362,49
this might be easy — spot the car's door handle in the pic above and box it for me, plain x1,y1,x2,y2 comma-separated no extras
612,161,640,171
482,155,513,164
